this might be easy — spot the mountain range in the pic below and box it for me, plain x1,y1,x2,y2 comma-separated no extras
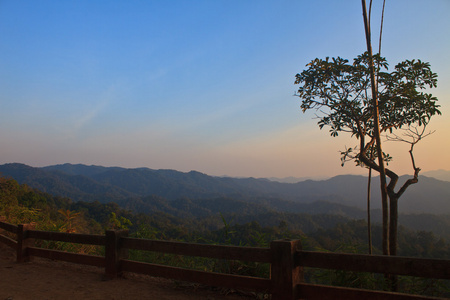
1,163,449,215
422,169,450,182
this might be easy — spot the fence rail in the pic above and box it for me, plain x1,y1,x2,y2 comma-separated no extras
0,217,448,300
296,283,442,300
122,237,272,262
27,230,106,245
0,232,17,249
121,259,271,292
27,247,105,267
0,219,18,234
298,250,450,280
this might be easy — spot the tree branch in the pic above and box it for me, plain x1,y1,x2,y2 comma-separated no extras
385,124,434,198
393,143,421,199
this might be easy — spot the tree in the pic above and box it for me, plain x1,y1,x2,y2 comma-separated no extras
58,209,81,233
361,0,390,257
360,0,386,256
294,52,440,256
108,212,132,230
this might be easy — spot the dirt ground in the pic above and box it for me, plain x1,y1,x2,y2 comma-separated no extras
0,243,255,300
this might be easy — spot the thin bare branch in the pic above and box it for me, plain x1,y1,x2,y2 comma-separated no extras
385,124,435,145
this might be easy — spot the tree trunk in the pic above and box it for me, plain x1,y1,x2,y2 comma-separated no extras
389,196,398,256
389,195,399,291
367,168,372,255
361,0,390,256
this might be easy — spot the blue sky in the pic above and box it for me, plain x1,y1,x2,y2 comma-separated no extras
1,1,449,178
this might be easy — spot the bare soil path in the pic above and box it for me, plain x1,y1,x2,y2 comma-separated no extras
0,244,254,300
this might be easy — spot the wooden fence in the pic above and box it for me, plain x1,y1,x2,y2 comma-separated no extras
0,217,449,300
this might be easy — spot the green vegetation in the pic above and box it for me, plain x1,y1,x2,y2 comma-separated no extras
1,175,449,297
295,51,440,257
2,163,450,220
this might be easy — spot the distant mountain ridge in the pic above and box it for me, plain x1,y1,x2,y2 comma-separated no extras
1,163,449,214
267,176,330,183
422,169,450,182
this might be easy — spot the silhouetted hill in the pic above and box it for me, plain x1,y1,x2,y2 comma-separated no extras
0,163,136,201
1,163,449,214
42,163,124,177
422,169,450,182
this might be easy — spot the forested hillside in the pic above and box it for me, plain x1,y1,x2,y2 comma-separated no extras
1,163,450,214
1,175,450,260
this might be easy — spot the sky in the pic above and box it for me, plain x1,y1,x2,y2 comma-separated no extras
1,1,449,179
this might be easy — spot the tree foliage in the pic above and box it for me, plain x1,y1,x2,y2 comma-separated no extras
295,53,439,140
295,52,441,256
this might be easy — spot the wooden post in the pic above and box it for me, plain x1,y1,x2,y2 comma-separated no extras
104,229,129,279
270,239,303,300
0,216,5,233
16,223,36,263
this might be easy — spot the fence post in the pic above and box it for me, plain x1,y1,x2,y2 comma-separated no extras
104,229,129,279
270,239,303,300
0,216,5,233
16,223,36,263
0,216,5,237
